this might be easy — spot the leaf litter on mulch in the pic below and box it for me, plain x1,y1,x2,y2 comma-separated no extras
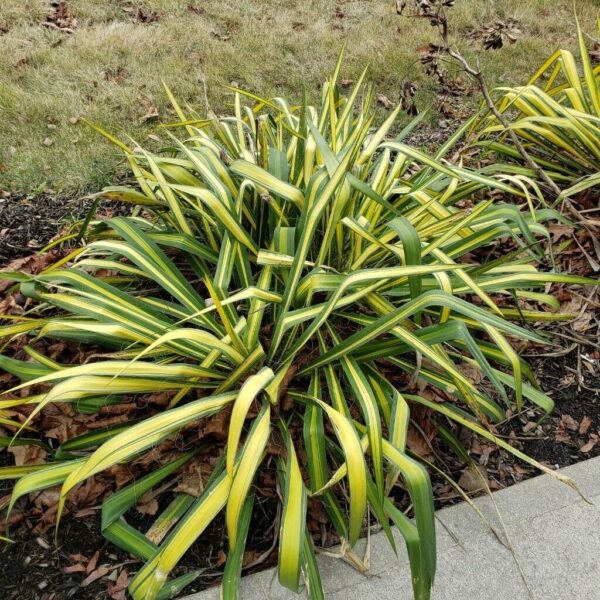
0,190,598,598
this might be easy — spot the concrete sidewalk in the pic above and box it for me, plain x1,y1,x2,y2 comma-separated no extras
185,456,600,600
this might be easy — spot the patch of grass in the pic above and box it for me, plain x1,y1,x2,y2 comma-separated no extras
0,0,597,196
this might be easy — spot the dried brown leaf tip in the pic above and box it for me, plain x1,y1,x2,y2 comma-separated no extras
44,1,77,33
469,19,522,50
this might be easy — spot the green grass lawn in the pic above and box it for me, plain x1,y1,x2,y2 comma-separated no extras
0,0,597,196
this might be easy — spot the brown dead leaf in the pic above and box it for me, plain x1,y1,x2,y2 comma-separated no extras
105,464,137,488
69,553,88,563
407,426,433,458
174,466,204,497
33,487,61,509
135,493,159,516
44,1,77,32
81,565,111,587
579,416,592,435
215,550,227,567
203,408,230,440
8,445,47,466
136,7,161,24
0,252,60,293
0,292,26,316
86,550,100,574
139,95,159,123
104,67,127,85
70,478,108,508
560,414,579,431
469,18,521,50
458,362,484,385
549,224,574,242
143,391,172,407
242,549,265,567
63,563,87,574
188,4,205,16
591,41,600,66
580,436,598,453
74,507,97,518
376,94,394,109
458,463,488,493
108,568,129,600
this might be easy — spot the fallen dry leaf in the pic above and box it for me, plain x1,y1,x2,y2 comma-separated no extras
135,495,159,516
108,568,129,600
70,478,109,508
406,421,435,459
580,438,597,453
376,94,394,109
174,467,204,497
8,445,47,466
203,408,230,440
33,487,61,509
579,416,592,435
560,414,579,431
139,95,159,123
63,564,87,574
458,463,488,493
69,553,88,562
44,1,77,32
136,7,161,24
86,550,100,574
81,565,111,587
0,252,60,293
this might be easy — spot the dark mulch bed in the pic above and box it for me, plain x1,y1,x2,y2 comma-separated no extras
0,192,598,599
0,495,280,600
0,352,596,600
0,194,129,261
521,353,600,466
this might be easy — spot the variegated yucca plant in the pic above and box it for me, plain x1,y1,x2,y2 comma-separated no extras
0,53,592,600
472,19,600,202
